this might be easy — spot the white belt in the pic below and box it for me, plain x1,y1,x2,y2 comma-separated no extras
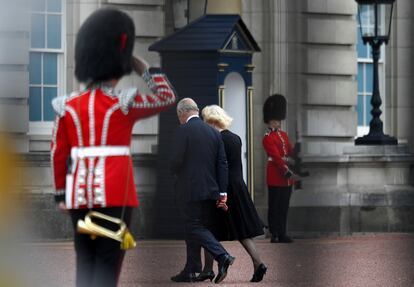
268,157,288,162
71,146,130,159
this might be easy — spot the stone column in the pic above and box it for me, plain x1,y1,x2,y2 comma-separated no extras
285,0,359,234
240,0,267,219
241,0,320,222
301,0,358,155
0,1,30,152
386,0,414,152
108,0,165,154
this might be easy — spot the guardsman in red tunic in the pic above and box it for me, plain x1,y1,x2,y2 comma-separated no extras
262,94,298,244
50,8,176,287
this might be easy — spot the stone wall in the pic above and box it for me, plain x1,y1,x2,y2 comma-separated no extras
242,0,414,235
291,146,414,235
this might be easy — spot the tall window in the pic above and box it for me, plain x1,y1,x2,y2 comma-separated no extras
29,0,64,133
356,10,385,136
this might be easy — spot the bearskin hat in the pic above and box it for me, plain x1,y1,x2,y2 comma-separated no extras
263,94,287,123
75,8,135,83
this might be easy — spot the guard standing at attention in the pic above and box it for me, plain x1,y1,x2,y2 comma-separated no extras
262,94,299,244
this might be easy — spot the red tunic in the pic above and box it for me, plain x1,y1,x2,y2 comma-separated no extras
262,129,294,187
51,69,176,209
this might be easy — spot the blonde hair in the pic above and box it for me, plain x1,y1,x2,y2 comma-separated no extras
201,105,233,130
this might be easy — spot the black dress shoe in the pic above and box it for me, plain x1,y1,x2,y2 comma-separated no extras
278,235,293,243
215,254,235,284
195,271,215,282
250,263,267,282
170,271,196,282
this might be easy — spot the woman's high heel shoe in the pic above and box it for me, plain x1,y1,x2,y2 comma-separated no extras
250,263,267,282
195,271,215,282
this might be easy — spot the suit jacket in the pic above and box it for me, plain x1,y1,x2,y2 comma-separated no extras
171,117,228,203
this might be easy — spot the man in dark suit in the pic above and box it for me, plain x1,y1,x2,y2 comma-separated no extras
170,98,235,284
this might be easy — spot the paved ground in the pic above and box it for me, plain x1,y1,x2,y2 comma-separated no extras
16,234,414,287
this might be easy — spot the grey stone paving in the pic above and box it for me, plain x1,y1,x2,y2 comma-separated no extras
17,234,414,287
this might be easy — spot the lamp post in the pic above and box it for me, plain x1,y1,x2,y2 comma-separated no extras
355,0,397,145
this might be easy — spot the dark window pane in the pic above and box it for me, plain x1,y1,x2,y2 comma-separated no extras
43,53,57,85
357,94,364,126
31,0,45,12
29,53,42,84
47,15,61,49
47,0,61,12
357,63,364,93
43,87,57,121
29,87,42,121
365,64,373,93
31,14,45,48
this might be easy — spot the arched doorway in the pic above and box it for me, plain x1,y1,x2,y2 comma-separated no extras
222,72,247,182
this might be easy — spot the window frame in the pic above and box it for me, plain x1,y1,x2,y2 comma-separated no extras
356,27,386,137
28,0,66,135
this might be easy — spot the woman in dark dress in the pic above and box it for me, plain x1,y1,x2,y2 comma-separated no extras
199,105,267,283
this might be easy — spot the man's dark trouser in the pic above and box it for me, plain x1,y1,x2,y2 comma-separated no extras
182,200,227,273
70,207,133,287
268,186,292,237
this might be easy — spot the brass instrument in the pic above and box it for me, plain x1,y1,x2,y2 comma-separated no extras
77,211,136,250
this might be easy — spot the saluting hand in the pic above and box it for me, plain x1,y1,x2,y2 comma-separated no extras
132,56,149,76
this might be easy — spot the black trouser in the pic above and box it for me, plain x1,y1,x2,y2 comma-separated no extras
181,200,227,273
268,186,292,237
70,207,133,287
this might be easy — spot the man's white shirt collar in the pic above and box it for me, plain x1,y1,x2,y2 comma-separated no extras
186,114,199,123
